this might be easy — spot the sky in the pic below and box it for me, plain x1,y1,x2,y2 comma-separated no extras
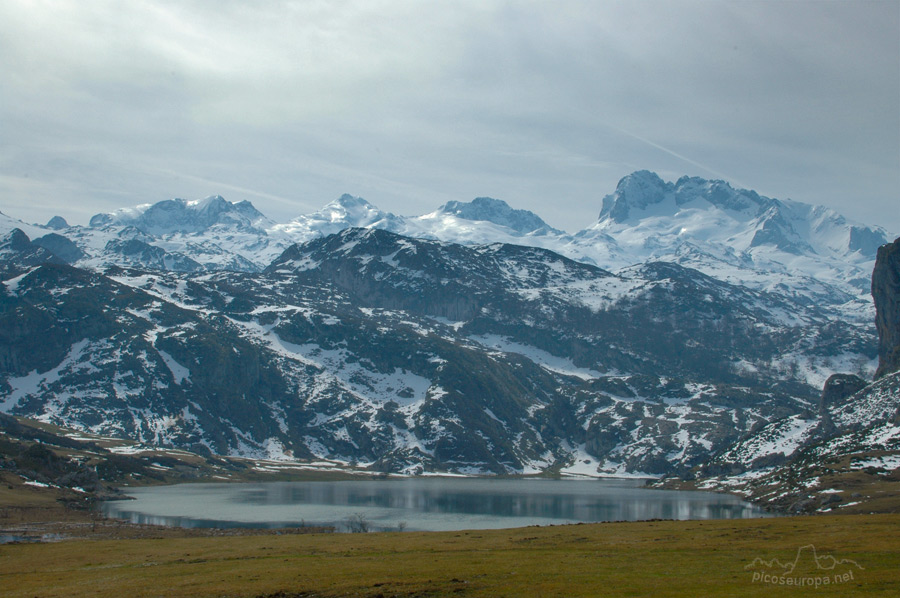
1,0,898,235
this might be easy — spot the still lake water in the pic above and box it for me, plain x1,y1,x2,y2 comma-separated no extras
101,478,770,532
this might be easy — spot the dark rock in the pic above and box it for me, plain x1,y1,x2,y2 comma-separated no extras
872,237,900,379
822,493,843,505
788,498,816,513
819,373,867,415
749,453,788,470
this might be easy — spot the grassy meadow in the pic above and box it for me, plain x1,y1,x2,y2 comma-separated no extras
3,513,899,597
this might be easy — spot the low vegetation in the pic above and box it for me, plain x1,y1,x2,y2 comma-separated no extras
2,514,899,597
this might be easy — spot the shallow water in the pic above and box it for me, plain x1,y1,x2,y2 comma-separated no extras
101,477,770,532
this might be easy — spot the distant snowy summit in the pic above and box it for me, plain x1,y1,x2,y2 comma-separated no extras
46,216,69,230
430,196,562,236
273,194,560,241
593,170,888,260
0,171,892,307
71,170,891,267
89,195,273,235
273,194,407,241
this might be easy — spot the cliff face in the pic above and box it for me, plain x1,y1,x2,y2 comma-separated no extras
872,237,900,379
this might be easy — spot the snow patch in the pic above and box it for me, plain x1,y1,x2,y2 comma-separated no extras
157,349,191,385
470,334,602,380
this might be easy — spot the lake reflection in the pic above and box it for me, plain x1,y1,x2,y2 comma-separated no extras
101,478,770,532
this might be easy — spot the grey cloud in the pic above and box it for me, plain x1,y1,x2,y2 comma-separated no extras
0,1,897,233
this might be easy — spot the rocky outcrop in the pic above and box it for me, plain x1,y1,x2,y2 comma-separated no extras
872,237,900,379
819,373,867,415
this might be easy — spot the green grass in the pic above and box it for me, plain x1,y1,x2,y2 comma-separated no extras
3,514,898,597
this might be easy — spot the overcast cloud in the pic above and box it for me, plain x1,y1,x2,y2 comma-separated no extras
1,0,897,234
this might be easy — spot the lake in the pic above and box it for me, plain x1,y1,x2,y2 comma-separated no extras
100,477,770,532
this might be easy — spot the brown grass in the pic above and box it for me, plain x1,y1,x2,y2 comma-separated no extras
2,513,898,597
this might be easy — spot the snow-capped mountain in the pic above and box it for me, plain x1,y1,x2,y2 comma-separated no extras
0,225,880,476
5,197,291,273
577,172,888,314
419,196,564,236
593,171,886,260
273,194,407,241
88,195,273,235
0,172,894,478
3,172,888,312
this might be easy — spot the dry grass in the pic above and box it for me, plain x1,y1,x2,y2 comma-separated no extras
3,514,898,597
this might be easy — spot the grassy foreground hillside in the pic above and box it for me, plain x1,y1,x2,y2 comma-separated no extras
3,514,899,597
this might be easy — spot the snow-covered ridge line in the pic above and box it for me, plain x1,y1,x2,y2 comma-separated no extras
1,172,891,308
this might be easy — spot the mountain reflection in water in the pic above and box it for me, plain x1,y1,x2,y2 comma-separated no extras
102,477,771,532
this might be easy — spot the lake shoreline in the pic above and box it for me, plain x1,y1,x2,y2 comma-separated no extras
4,469,774,543
98,476,772,534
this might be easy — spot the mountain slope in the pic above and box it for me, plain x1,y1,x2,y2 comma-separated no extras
0,173,892,478
680,236,900,512
0,227,879,476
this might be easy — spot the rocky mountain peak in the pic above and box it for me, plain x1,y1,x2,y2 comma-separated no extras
598,170,672,222
89,196,269,235
872,236,900,379
598,171,773,224
591,171,889,275
321,195,384,221
46,216,69,230
849,226,888,257
279,195,405,240
673,176,768,214
749,205,814,255
436,197,560,235
1,228,33,252
32,233,84,264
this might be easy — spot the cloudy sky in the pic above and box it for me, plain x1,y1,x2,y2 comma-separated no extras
1,0,898,234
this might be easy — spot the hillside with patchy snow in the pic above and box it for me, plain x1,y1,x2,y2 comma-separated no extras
0,172,894,478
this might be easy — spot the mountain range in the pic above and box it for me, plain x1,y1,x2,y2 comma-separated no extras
0,171,896,485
